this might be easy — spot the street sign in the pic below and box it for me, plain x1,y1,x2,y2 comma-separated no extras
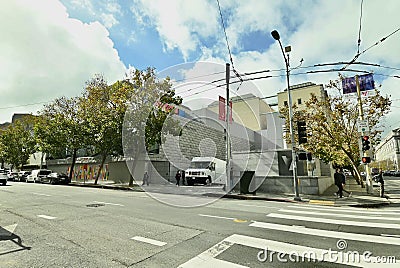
357,120,369,133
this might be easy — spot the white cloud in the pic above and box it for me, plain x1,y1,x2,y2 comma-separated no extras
131,0,219,60
0,0,126,123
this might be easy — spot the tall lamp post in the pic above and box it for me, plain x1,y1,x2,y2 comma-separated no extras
271,30,301,201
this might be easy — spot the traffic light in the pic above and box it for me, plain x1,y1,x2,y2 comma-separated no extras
307,152,312,161
362,136,370,151
361,156,371,164
297,121,307,144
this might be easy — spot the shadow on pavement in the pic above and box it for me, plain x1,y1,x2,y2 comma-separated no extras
0,225,31,255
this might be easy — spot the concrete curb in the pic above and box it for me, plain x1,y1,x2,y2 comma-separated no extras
65,182,390,207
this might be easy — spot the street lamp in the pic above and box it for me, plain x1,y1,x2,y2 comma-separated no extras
271,30,301,201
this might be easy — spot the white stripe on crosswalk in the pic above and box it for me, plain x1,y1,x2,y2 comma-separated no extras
279,209,400,221
267,213,400,229
250,221,400,245
288,205,400,215
178,238,248,268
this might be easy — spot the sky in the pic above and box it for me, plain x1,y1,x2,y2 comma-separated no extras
0,0,399,137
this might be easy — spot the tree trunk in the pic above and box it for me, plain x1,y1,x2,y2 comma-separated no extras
94,153,107,185
350,162,365,188
69,149,77,181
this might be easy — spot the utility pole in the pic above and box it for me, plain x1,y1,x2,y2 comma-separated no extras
225,63,231,192
356,75,373,194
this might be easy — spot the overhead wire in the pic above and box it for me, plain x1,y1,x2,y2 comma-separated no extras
216,0,243,91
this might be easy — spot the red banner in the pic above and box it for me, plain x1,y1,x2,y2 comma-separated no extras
219,96,225,121
218,96,232,123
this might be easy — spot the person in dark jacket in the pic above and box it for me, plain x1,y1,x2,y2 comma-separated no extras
175,170,181,186
334,168,345,198
378,169,385,198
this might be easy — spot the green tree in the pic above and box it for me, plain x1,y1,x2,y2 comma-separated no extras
280,75,391,185
122,68,182,186
80,74,132,184
35,97,89,180
0,117,36,170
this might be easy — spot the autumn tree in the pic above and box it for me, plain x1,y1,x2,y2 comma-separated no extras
35,97,90,180
0,117,36,170
280,75,391,185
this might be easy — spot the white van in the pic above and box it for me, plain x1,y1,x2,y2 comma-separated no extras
26,169,52,183
185,157,226,186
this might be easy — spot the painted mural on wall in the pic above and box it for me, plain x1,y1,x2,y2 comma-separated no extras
67,164,109,181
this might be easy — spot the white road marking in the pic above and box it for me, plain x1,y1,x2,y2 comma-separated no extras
93,201,124,207
198,214,236,220
250,221,400,245
131,236,166,247
178,238,248,268
267,213,400,229
235,204,279,209
37,215,56,220
289,205,400,215
279,208,400,221
32,192,52,197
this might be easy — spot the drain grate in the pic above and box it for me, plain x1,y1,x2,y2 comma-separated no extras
86,203,105,208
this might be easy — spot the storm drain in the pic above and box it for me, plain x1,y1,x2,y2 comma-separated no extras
86,203,105,208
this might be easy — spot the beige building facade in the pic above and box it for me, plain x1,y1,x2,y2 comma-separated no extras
374,129,400,170
207,93,274,131
277,82,327,111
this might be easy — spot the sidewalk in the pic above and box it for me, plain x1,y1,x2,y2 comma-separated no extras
224,177,390,208
68,177,391,207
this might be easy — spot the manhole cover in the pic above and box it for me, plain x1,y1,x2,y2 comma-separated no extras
86,203,105,208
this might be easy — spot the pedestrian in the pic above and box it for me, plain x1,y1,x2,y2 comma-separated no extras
142,171,149,186
175,170,181,186
334,168,344,198
378,169,385,198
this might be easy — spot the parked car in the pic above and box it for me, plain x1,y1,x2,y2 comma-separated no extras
26,169,52,183
7,171,19,181
17,170,31,182
44,172,70,184
0,174,7,185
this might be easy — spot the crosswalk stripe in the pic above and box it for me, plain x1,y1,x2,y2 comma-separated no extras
288,205,400,215
178,238,248,268
267,213,400,229
279,209,400,221
250,221,400,245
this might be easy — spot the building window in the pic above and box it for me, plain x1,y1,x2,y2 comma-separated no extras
284,101,288,106
297,98,302,105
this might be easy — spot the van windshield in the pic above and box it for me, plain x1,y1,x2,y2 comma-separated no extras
39,170,52,176
190,161,211,169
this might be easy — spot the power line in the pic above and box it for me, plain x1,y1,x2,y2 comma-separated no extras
342,26,400,70
216,0,243,90
0,101,49,110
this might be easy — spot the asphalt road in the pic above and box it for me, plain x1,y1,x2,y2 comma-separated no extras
1,181,399,267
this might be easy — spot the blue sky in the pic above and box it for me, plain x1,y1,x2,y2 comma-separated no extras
0,0,399,136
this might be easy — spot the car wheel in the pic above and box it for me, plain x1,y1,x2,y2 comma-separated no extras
2,182,6,186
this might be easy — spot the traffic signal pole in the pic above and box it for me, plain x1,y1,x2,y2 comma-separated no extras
356,75,373,194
